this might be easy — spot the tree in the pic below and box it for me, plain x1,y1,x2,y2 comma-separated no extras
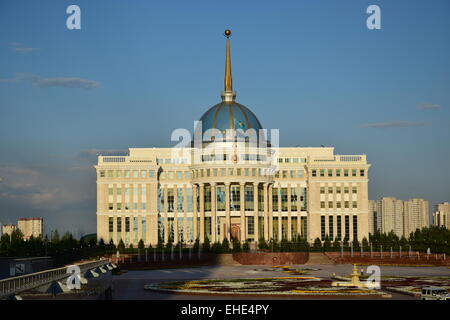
242,240,250,252
0,233,11,255
109,238,116,250
362,237,369,251
221,238,230,253
323,235,332,252
138,239,145,251
258,237,268,250
232,237,241,253
211,242,222,253
203,237,211,253
193,238,200,252
332,238,341,252
51,230,60,245
117,239,125,253
312,238,322,252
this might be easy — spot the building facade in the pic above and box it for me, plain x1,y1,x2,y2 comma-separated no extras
1,224,16,236
95,31,371,246
17,218,43,240
433,202,450,230
369,197,429,237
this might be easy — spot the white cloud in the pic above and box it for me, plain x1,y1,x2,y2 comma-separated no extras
8,42,39,53
0,72,101,89
361,121,427,128
419,103,441,110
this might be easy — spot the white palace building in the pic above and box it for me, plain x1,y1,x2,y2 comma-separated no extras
95,30,371,247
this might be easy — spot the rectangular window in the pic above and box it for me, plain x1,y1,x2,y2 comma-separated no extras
281,188,288,211
204,185,211,211
108,203,113,210
344,169,349,177
360,169,365,177
133,217,138,243
117,203,122,211
336,170,341,177
328,169,333,177
352,201,357,209
329,216,334,241
273,217,279,240
281,217,288,240
353,216,358,240
142,217,146,242
312,170,317,177
320,170,325,177
336,187,341,194
328,187,333,194
291,216,298,239
117,217,122,233
336,216,342,240
328,201,333,209
337,202,341,209
345,216,350,239
230,185,240,211
272,188,279,212
247,216,254,235
149,170,155,178
245,186,254,211
321,216,326,241
108,187,113,196
177,188,183,211
320,201,325,209
108,217,113,232
216,186,225,211
344,201,349,209
352,187,357,194
352,169,357,177
117,187,122,196
290,188,297,211
100,171,105,178
297,170,304,178
320,187,325,194
167,188,174,212
300,188,307,211
344,187,349,194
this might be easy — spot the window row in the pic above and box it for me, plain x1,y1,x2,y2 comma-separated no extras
320,215,358,241
320,186,358,194
320,201,358,209
312,169,365,178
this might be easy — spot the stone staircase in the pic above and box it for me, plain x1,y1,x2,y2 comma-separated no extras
217,254,242,266
305,252,335,265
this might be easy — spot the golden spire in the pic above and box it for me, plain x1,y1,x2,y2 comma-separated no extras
221,29,236,102
224,29,232,91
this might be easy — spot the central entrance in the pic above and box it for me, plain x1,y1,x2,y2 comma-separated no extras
231,224,241,241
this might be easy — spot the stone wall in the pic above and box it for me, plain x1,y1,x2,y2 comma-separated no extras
232,252,309,265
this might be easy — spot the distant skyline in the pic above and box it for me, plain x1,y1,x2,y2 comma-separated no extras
0,0,449,235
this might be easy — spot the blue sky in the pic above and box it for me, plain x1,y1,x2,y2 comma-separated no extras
0,0,449,235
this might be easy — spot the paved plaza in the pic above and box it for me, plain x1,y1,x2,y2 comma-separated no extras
111,264,450,300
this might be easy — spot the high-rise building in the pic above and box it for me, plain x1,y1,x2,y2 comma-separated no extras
403,199,429,236
95,31,371,246
369,197,429,237
17,218,43,240
433,202,450,229
1,224,17,236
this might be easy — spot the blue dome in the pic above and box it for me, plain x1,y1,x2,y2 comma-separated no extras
198,101,263,138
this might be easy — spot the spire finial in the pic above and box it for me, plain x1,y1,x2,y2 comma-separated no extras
221,29,236,102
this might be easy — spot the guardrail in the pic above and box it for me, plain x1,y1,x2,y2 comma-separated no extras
0,259,111,299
